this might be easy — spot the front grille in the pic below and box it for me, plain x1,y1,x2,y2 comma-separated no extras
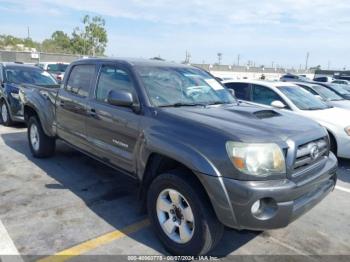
294,137,328,170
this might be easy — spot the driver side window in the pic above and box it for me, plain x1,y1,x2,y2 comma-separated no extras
252,84,284,106
96,65,137,104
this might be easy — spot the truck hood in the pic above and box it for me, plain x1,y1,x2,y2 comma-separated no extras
159,103,324,143
296,107,350,128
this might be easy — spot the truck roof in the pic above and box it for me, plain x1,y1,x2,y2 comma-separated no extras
73,58,193,68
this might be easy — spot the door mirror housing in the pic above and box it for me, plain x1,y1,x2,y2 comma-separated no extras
271,100,285,109
315,95,324,101
107,90,134,107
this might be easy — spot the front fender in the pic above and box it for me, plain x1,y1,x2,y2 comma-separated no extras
22,87,57,137
137,131,221,180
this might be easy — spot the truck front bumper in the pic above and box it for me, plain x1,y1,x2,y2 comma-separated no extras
198,153,337,230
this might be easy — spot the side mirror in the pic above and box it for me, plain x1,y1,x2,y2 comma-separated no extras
271,100,285,109
315,95,324,101
228,89,235,97
107,90,134,107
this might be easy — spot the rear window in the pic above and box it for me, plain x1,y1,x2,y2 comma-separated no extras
66,65,95,97
47,64,69,73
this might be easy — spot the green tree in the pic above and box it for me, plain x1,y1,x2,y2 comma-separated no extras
51,31,71,52
1,14,108,55
70,27,86,54
81,15,108,56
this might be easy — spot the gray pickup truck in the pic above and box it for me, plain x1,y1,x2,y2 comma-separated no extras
22,58,337,255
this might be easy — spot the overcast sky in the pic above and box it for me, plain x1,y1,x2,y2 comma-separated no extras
0,0,349,69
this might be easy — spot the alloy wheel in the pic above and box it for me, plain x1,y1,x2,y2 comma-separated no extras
30,124,40,151
156,188,195,244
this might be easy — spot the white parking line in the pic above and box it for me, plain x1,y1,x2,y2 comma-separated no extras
335,185,350,193
0,220,23,262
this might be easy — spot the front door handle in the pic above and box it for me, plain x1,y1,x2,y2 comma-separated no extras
87,108,97,117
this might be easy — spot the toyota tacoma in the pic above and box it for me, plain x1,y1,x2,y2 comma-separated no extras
22,58,338,255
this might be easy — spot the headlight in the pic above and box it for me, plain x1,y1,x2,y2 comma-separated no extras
345,126,350,136
226,142,286,177
10,92,20,99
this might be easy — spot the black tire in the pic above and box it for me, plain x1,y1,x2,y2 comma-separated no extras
0,100,13,126
328,132,337,155
147,170,224,255
27,116,55,158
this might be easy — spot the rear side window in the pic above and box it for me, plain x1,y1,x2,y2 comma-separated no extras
252,84,283,106
66,65,95,97
96,65,136,103
283,75,296,79
298,85,318,95
224,82,250,100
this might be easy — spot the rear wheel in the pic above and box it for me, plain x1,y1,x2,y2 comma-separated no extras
28,116,55,158
147,170,224,255
0,100,13,126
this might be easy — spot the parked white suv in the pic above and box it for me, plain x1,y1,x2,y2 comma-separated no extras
223,80,350,158
36,62,69,82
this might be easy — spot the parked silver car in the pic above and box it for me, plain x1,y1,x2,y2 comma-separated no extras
294,82,350,110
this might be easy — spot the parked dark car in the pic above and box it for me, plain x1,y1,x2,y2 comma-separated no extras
0,62,58,126
22,58,337,255
280,73,310,82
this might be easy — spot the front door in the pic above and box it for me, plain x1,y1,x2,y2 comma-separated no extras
86,63,142,174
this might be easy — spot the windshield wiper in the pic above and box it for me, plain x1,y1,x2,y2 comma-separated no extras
159,102,206,108
207,101,227,105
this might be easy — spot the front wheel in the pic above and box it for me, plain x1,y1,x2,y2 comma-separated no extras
0,100,13,126
147,170,224,255
28,116,55,158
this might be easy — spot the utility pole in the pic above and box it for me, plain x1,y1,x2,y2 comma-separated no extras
327,60,331,70
184,51,191,64
217,53,222,65
305,52,310,70
27,26,30,39
237,54,240,66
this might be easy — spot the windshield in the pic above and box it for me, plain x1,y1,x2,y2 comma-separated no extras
47,64,68,73
5,67,58,85
278,86,330,110
135,66,236,107
329,84,350,95
311,85,343,101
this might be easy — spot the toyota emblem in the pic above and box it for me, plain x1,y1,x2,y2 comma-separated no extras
310,144,320,160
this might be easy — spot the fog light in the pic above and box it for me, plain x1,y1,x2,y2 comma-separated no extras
251,200,261,214
251,198,278,220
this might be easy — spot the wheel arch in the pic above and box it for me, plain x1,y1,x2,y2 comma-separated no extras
139,153,214,210
326,128,338,155
24,104,54,137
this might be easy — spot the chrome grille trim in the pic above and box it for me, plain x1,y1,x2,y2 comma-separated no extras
294,137,328,170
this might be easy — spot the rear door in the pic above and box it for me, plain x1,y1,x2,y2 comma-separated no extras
85,63,142,174
56,64,96,149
